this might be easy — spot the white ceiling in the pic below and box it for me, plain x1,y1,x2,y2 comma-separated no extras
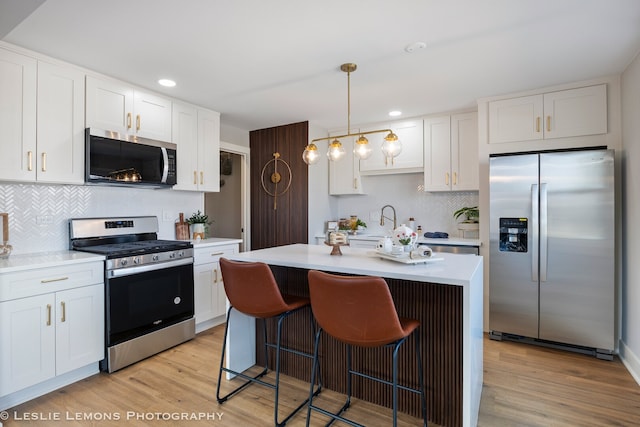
2,0,640,132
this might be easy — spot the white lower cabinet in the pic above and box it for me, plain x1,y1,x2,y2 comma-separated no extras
193,243,238,331
0,261,104,399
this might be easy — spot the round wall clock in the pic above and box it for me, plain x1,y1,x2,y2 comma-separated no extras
260,152,292,210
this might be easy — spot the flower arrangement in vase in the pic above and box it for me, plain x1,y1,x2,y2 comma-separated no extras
394,224,417,251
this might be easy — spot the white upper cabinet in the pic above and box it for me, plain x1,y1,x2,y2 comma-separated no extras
451,112,479,191
0,48,37,182
423,115,451,191
359,119,423,175
489,84,606,144
424,112,478,192
0,48,84,184
197,108,221,192
172,102,220,192
36,61,85,184
329,129,365,195
86,75,172,142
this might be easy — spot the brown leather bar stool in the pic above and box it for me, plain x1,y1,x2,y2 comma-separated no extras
306,270,427,427
216,258,321,426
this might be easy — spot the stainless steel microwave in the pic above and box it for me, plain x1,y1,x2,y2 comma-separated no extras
85,128,177,188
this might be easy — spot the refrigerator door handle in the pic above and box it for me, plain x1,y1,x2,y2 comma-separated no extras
531,184,539,282
540,183,548,282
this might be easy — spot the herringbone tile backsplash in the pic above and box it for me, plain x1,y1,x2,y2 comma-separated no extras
0,183,201,255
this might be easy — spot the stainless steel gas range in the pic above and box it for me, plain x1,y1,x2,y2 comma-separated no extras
69,216,195,372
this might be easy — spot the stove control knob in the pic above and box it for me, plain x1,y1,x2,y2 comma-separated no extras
169,252,176,259
152,254,160,262
133,257,140,265
177,250,184,257
120,259,128,266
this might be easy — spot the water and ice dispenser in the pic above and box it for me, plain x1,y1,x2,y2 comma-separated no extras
499,218,528,253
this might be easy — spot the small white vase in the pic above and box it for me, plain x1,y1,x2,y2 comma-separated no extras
192,223,205,240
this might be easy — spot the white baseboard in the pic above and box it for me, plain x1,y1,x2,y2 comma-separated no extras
619,339,640,386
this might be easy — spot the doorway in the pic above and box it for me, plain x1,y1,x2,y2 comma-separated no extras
204,142,250,252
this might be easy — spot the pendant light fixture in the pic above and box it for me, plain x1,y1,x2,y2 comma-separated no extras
302,63,400,165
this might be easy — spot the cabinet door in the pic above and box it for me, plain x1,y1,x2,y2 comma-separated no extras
133,90,172,142
197,108,221,192
36,61,85,184
423,115,451,191
488,94,543,144
329,129,365,195
451,112,478,191
543,85,607,139
85,76,134,134
194,262,217,324
0,48,37,182
0,294,56,396
55,284,104,376
359,119,423,174
172,102,199,191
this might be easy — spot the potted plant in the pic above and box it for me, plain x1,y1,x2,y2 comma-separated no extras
187,210,211,240
453,206,479,223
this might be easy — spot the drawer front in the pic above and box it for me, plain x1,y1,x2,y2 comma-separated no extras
194,244,238,265
0,262,104,302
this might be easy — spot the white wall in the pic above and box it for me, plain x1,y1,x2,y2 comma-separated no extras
0,183,202,254
621,51,640,384
220,123,249,147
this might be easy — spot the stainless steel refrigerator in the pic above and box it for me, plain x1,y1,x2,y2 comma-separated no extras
489,148,615,358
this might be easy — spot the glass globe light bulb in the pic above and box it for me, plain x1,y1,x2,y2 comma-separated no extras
302,143,320,165
327,139,345,161
353,135,372,160
381,131,402,158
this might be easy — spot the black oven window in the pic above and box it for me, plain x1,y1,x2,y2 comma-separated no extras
107,263,194,345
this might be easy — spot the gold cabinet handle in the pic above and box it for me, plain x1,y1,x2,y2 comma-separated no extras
536,117,541,133
200,171,204,185
46,304,52,326
41,276,69,284
41,152,47,172
546,116,551,132
136,115,141,131
210,252,224,256
193,171,197,184
214,268,218,283
60,301,66,323
354,178,358,189
453,172,457,185
445,172,449,186
127,112,132,129
28,151,33,171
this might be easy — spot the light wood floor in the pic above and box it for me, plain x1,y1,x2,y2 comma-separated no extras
4,325,640,426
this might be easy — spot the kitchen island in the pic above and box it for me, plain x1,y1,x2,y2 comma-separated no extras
226,244,483,427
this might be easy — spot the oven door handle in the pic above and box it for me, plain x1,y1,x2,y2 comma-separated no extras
107,258,193,278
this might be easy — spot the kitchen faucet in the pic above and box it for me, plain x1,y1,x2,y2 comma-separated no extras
380,205,397,230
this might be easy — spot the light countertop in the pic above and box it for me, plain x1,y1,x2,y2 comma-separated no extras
190,237,243,248
0,251,105,274
227,243,483,287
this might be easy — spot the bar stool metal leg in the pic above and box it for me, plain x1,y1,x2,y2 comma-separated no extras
217,304,320,426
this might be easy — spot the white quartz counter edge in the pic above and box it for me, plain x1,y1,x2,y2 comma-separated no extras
190,238,243,248
227,243,482,287
0,251,106,274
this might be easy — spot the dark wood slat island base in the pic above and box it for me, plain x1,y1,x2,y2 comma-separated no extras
227,244,483,427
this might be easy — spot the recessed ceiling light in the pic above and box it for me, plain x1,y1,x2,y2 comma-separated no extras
158,79,176,87
389,110,402,117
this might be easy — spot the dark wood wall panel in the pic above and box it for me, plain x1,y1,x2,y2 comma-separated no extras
257,266,464,427
250,122,309,250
